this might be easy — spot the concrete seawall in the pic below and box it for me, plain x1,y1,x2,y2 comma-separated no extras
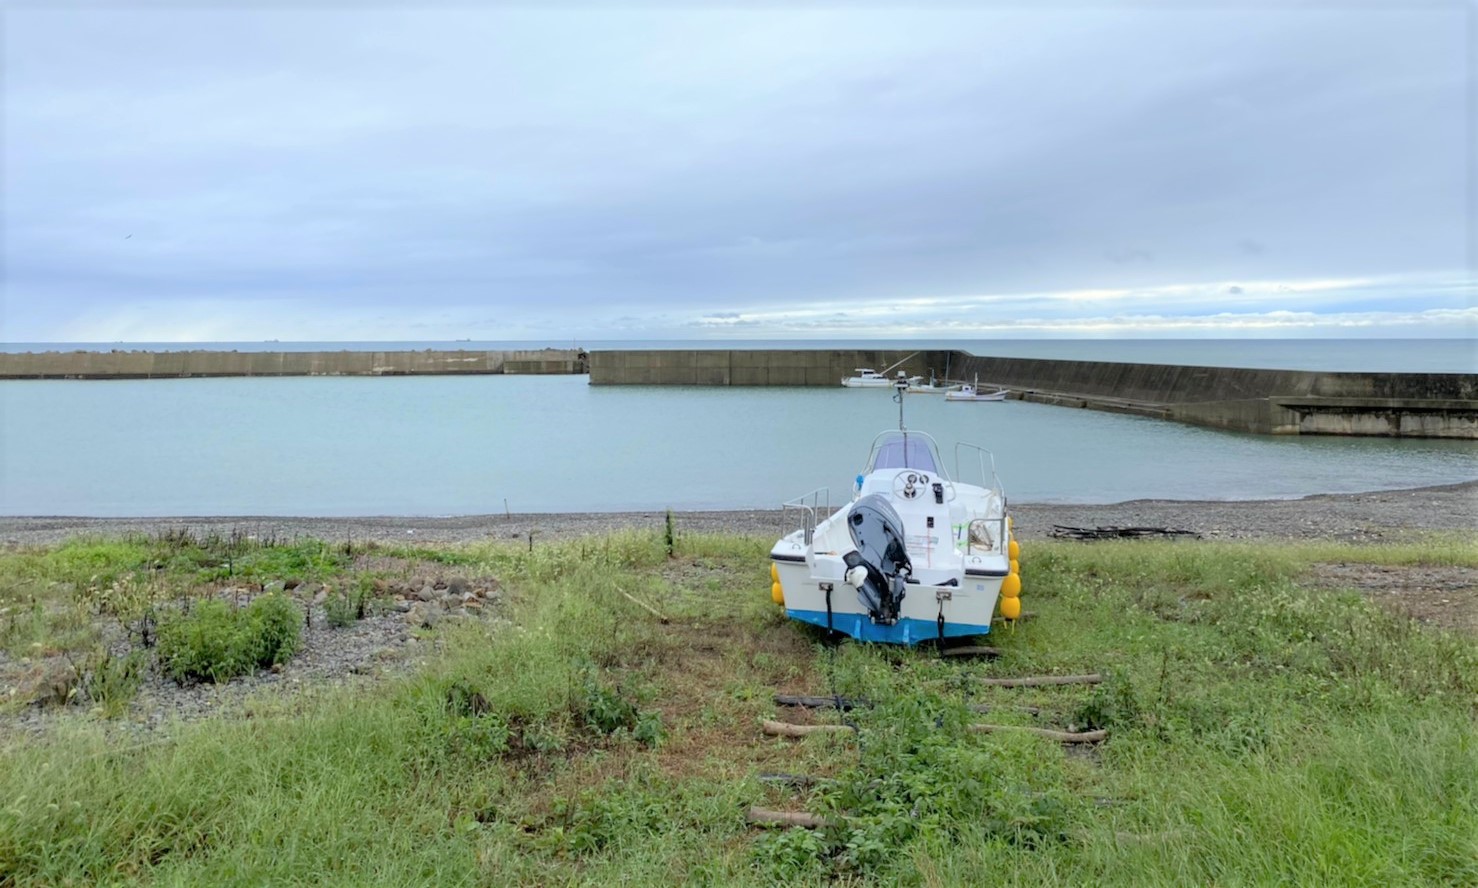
0,349,587,379
588,349,1478,439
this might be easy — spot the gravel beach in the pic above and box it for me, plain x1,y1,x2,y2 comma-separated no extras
3,480,1472,740
3,480,1473,548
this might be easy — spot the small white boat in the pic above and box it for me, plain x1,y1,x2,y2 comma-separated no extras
841,368,894,388
770,377,1022,644
944,377,1009,402
905,373,956,394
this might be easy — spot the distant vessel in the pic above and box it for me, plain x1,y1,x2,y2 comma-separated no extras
841,368,894,387
945,376,1009,402
770,375,1022,644
905,372,956,394
841,353,921,388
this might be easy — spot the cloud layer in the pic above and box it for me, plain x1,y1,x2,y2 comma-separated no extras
3,7,1471,341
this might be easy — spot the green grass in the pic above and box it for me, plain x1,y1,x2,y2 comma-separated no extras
0,532,1473,885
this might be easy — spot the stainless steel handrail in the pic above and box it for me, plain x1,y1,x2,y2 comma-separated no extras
953,442,1004,496
782,487,830,546
965,517,1008,555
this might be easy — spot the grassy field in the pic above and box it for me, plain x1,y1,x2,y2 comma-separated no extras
0,529,1474,886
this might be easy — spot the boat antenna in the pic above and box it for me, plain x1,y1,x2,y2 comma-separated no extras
893,371,908,432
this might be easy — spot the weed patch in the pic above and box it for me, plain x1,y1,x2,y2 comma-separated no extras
0,534,1474,885
156,594,302,683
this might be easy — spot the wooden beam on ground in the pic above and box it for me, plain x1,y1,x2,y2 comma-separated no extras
939,645,1003,659
746,806,834,829
773,694,863,710
968,724,1107,743
976,673,1102,688
758,773,832,789
966,703,1042,717
762,719,854,738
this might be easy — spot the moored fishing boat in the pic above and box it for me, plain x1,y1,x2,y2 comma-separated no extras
944,375,1009,402
905,372,957,394
769,377,1023,643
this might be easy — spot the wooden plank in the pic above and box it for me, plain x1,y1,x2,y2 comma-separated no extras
762,719,854,738
976,673,1102,688
773,694,862,710
746,806,834,829
968,724,1107,743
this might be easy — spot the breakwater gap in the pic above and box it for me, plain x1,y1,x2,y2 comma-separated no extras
2,347,1472,439
587,349,1477,440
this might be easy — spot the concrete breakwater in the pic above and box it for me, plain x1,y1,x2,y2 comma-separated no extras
588,349,1478,439
0,348,587,379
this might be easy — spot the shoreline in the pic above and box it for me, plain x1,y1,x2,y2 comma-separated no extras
2,480,1473,547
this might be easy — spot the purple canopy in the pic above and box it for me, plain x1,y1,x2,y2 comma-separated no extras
869,434,939,472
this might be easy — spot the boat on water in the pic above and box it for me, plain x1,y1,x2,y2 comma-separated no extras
841,368,894,388
905,373,957,394
944,377,1009,402
769,376,1023,644
840,353,922,388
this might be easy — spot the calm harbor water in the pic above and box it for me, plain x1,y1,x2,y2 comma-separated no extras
1,374,1473,517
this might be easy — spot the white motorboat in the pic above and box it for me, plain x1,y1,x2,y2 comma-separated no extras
841,368,894,388
770,378,1023,644
905,373,957,394
944,376,1009,402
841,353,921,388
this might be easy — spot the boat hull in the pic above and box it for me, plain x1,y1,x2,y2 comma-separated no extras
784,608,993,644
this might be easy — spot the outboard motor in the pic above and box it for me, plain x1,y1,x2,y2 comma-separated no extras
843,494,912,624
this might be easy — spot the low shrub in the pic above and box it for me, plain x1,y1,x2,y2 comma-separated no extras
157,594,302,683
83,649,147,717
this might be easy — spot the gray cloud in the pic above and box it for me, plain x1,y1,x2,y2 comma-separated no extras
1,7,1469,341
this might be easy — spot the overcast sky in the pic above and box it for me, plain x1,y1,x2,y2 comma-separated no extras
2,5,1472,342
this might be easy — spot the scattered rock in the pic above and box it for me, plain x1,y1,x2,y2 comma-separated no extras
14,658,79,707
416,585,439,603
263,580,286,595
404,605,441,629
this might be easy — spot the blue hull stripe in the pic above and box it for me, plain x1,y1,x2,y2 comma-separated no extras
784,608,991,645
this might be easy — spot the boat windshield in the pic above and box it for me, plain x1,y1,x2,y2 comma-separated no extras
866,431,941,473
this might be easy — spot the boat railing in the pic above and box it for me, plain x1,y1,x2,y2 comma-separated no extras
864,429,951,481
954,443,1004,495
782,487,830,546
965,517,1008,555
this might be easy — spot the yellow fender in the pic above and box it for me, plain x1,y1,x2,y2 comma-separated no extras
1001,573,1021,599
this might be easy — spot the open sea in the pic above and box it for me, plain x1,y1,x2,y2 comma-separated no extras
5,338,1475,373
1,338,1473,516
